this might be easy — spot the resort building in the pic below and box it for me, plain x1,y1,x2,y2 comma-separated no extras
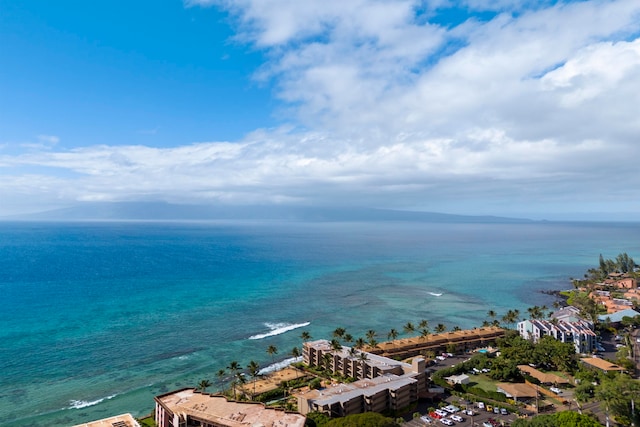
367,327,505,359
72,413,140,427
298,340,427,417
154,388,306,427
517,318,596,354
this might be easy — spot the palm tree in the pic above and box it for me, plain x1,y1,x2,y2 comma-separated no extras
502,309,520,329
403,322,415,336
198,379,212,393
357,351,369,378
366,329,377,346
452,325,461,331
333,327,346,340
420,328,430,341
266,345,278,363
322,353,333,371
418,319,429,330
216,369,226,393
291,347,301,378
528,305,545,319
227,361,241,400
388,328,399,342
343,333,353,344
354,337,366,350
235,371,247,400
435,323,446,333
487,310,497,322
330,338,342,352
300,331,311,341
247,360,260,398
291,346,300,359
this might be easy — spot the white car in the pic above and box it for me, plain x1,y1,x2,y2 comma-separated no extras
550,387,562,394
435,409,449,418
440,419,454,426
464,409,475,416
477,402,485,410
450,414,464,422
421,415,433,424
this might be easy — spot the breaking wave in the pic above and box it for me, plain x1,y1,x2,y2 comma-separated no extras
248,321,310,340
68,394,117,409
258,356,303,375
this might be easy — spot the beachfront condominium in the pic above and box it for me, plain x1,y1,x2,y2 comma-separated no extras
154,388,306,427
297,340,427,417
517,318,596,354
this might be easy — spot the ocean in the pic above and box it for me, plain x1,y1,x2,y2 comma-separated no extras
1,220,639,426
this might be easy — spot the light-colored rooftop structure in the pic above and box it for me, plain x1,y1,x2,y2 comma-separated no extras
517,365,570,385
155,388,305,427
598,308,640,323
496,383,538,400
72,413,140,427
580,357,626,373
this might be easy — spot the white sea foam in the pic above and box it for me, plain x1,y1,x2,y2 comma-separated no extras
68,394,116,409
258,356,303,375
248,321,310,340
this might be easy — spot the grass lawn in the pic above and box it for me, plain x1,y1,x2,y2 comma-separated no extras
467,374,498,392
138,416,156,427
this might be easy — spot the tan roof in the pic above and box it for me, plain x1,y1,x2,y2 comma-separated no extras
496,383,538,398
580,357,625,372
72,413,139,427
374,327,504,351
517,365,570,384
156,389,306,427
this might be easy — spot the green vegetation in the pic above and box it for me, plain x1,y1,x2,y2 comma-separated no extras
137,416,156,427
512,411,602,427
305,411,400,427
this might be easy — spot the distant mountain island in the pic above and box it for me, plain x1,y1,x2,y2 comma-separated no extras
4,202,534,223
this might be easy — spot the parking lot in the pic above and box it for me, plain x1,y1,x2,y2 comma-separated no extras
402,354,522,427
403,401,519,427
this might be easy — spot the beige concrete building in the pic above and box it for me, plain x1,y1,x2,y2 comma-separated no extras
72,413,140,427
298,340,427,417
154,388,305,427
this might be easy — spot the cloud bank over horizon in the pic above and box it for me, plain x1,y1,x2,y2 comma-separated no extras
2,0,640,219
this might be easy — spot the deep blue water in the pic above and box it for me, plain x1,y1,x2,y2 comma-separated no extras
1,220,639,426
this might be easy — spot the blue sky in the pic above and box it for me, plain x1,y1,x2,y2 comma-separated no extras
2,0,640,219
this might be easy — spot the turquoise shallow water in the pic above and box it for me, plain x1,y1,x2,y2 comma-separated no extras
1,220,639,426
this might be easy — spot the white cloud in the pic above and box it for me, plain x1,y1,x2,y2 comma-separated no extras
3,0,640,218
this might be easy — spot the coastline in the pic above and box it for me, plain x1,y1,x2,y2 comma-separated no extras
3,220,639,426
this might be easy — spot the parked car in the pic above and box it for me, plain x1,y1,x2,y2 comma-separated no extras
421,415,433,424
435,409,449,418
450,414,464,422
440,419,454,426
478,402,485,410
483,423,493,427
493,406,500,414
550,387,562,394
464,409,475,416
500,408,508,415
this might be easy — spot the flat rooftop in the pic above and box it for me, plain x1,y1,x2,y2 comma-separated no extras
157,389,305,427
72,413,140,427
297,374,417,406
